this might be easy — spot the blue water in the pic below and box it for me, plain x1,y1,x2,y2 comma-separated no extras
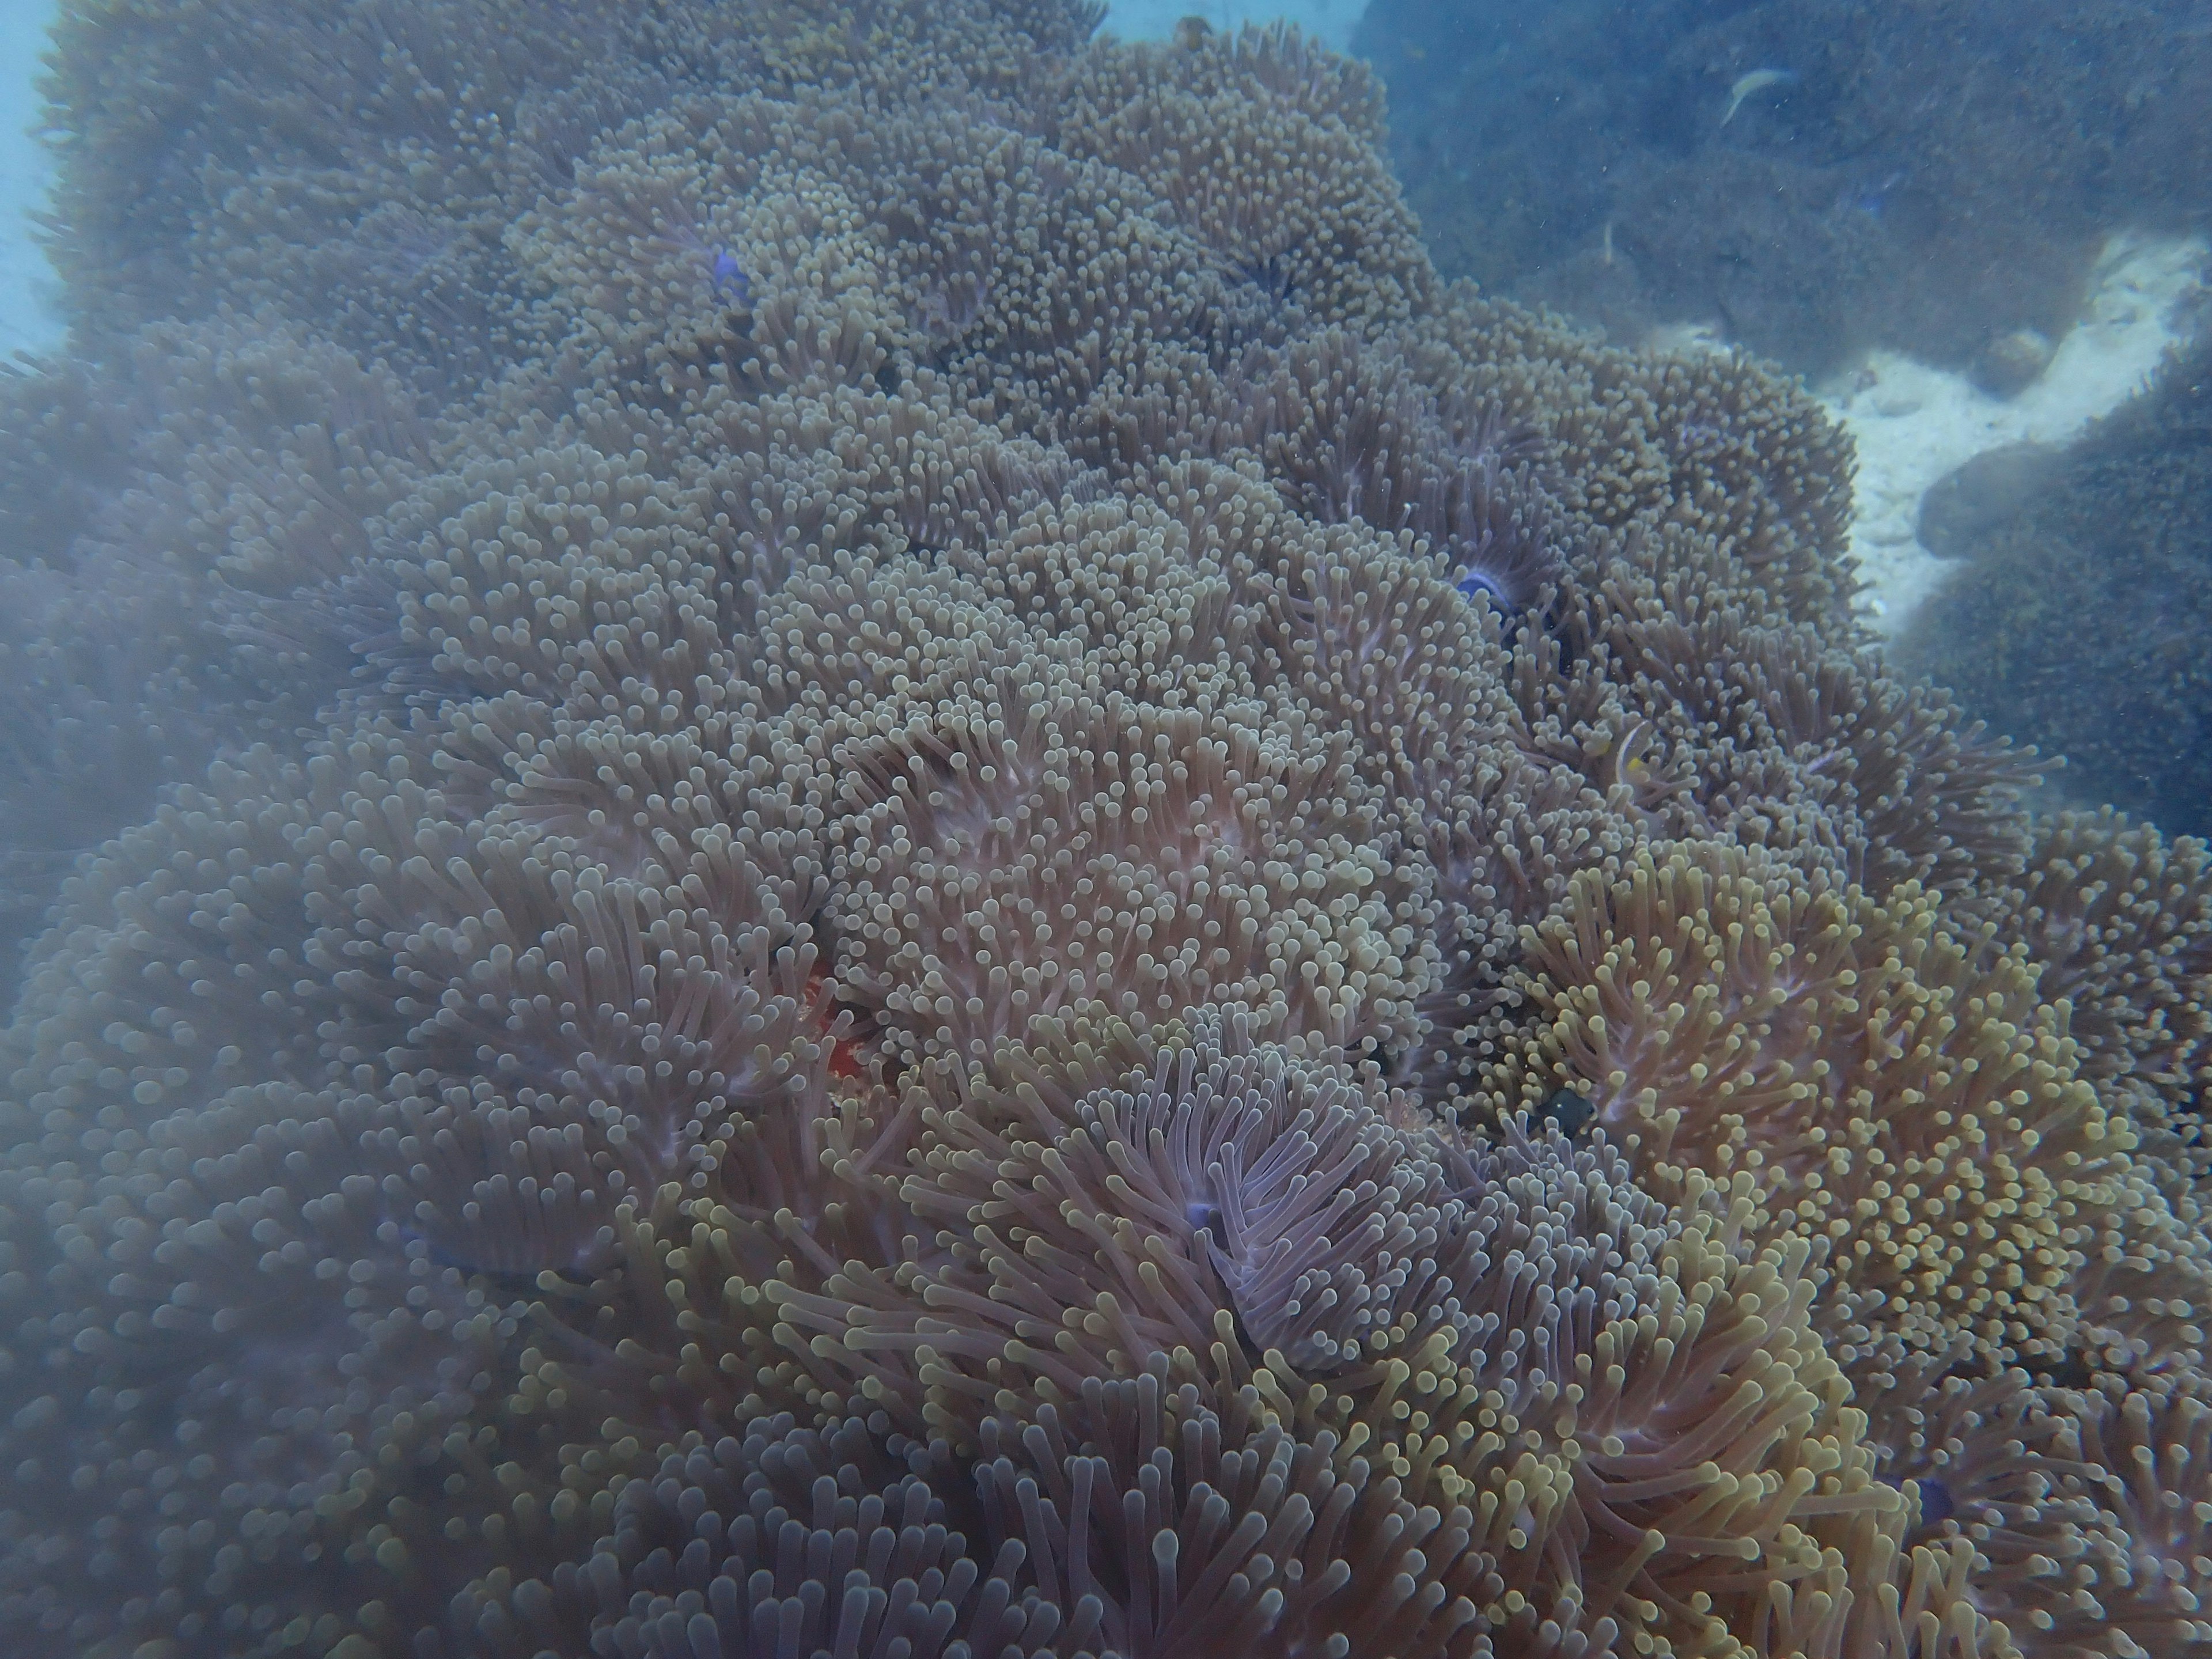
0,0,62,356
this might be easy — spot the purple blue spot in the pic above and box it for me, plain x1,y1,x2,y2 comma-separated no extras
1456,566,1507,603
711,248,751,305
1911,1477,1955,1526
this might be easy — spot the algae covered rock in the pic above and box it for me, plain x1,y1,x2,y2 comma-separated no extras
1903,331,2212,838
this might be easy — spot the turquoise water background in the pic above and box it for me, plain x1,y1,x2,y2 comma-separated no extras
1,0,60,357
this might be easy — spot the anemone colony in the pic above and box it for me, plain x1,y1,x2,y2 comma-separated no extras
1,2,2210,1657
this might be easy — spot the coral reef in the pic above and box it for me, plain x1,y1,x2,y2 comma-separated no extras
1353,0,2212,374
1901,328,2212,842
1,3,2208,1657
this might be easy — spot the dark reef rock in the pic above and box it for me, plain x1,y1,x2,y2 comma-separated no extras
1354,0,2212,376
1903,332,2212,838
1915,441,2060,558
1971,328,2058,399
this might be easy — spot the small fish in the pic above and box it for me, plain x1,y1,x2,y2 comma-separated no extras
1538,1087,1596,1139
1456,566,1506,603
1912,1477,1956,1527
1721,67,1797,125
710,247,751,305
1842,168,1907,219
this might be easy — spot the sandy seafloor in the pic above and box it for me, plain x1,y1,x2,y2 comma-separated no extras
1815,233,2208,634
1,0,2202,638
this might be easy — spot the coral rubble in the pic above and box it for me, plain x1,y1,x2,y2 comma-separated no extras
0,2,2207,1656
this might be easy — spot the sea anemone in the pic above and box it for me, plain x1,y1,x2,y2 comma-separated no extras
3,4,2205,1657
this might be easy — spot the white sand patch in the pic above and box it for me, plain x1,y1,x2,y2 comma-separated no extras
1818,232,2208,632
1102,0,1368,50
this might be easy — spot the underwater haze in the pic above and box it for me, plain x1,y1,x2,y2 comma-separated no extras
0,0,1366,352
1,3,2208,1658
0,0,64,358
